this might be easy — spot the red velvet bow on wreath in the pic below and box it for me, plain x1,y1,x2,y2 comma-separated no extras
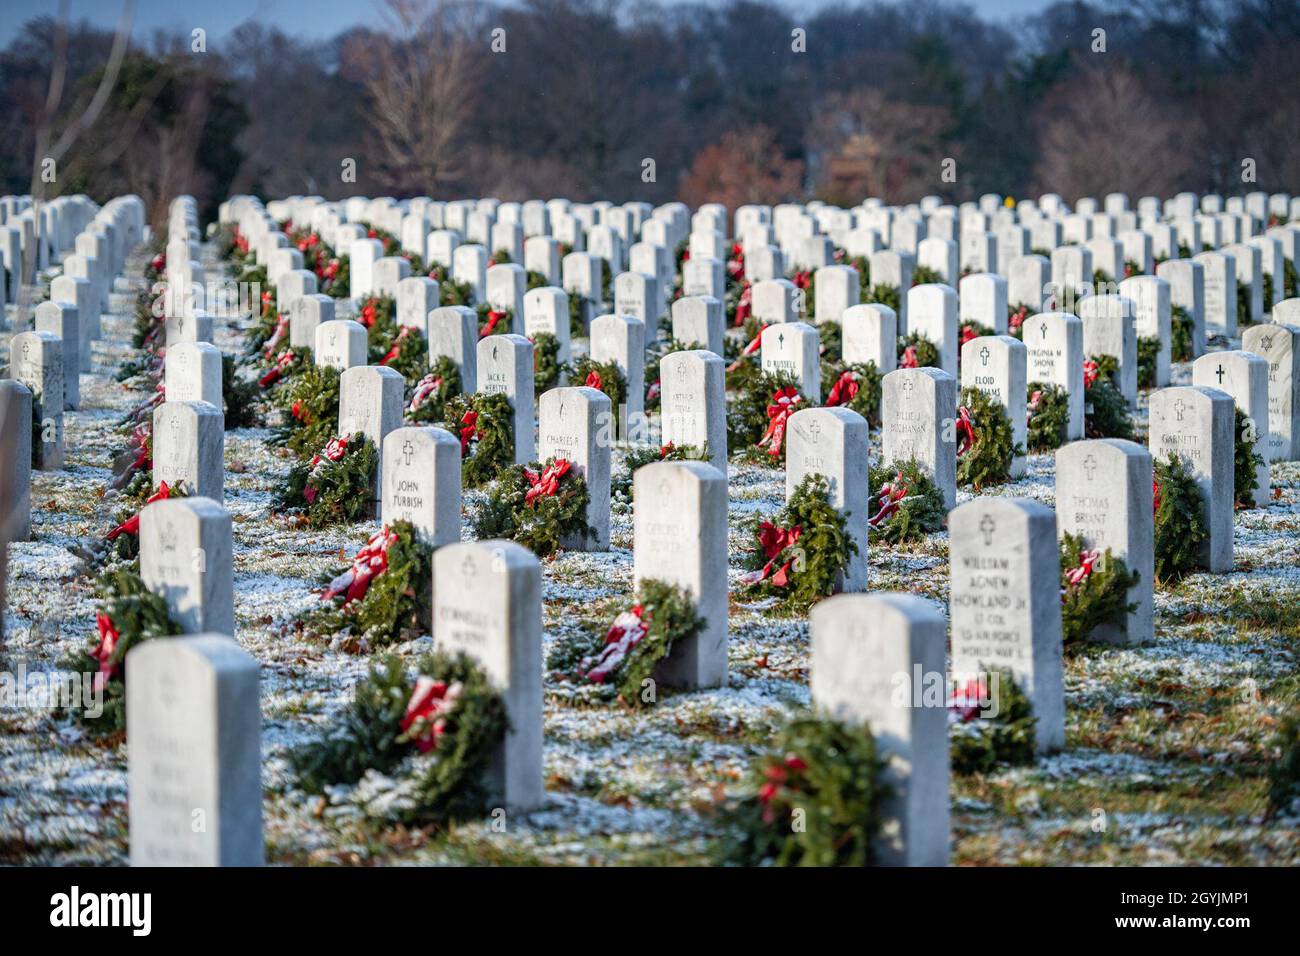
740,521,803,587
956,406,976,457
582,605,649,684
304,436,350,503
258,348,297,388
399,676,463,753
1064,547,1102,588
825,369,860,407
408,372,443,413
479,309,507,338
1083,358,1100,389
105,480,178,542
523,458,572,508
868,471,910,527
91,612,122,691
900,345,919,369
262,313,290,359
726,330,762,373
380,326,415,366
459,409,479,455
584,369,603,390
321,525,399,607
756,387,803,458
733,282,752,326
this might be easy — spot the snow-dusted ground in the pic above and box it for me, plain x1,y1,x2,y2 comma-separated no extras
1,243,1297,866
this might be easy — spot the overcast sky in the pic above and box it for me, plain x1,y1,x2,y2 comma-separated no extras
2,0,1060,47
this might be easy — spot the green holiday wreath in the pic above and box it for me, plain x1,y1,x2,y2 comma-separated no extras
726,369,804,463
1153,453,1210,586
531,332,564,393
1136,335,1160,389
1170,304,1195,362
821,361,882,426
406,356,462,425
957,386,1021,490
276,433,378,528
299,520,434,650
948,668,1037,775
897,330,941,370
846,255,871,299
271,361,341,459
867,283,900,314
549,578,705,706
1234,405,1265,508
1026,382,1070,452
221,353,263,428
817,319,842,364
1237,282,1253,328
912,264,943,286
289,651,508,826
719,713,889,867
1084,359,1134,440
60,568,183,736
475,303,513,338
471,457,593,558
377,325,431,390
568,355,626,412
866,459,946,545
443,391,515,489
1284,259,1299,300
611,442,709,503
1059,532,1139,647
739,474,858,614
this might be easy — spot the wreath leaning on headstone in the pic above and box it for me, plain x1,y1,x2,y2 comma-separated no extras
1136,335,1161,389
1170,304,1195,363
1083,357,1134,441
276,433,379,528
549,579,705,707
1059,532,1140,647
718,713,889,867
866,459,947,545
472,457,593,558
739,474,858,614
531,332,564,393
947,667,1038,775
377,324,431,390
568,356,626,412
956,387,1021,490
475,303,513,338
289,651,507,827
443,391,515,489
60,569,184,736
1233,406,1265,509
73,479,190,572
611,441,709,504
821,360,883,426
726,369,805,465
1026,382,1070,452
297,520,433,652
1153,453,1211,586
405,356,461,426
897,331,941,370
271,360,341,459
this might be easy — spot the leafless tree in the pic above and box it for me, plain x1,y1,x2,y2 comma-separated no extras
356,0,479,196
1031,62,1197,202
14,0,135,330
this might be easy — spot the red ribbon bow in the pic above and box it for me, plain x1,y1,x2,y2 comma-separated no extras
948,677,990,723
479,309,507,338
734,282,752,326
321,526,398,606
740,521,803,587
106,480,175,541
1064,548,1102,588
583,605,649,683
258,347,295,388
956,406,977,457
869,472,910,527
523,459,571,508
1152,479,1161,514
756,387,802,458
380,326,412,366
399,677,462,753
900,345,919,369
1008,306,1028,334
408,373,443,413
825,370,860,407
584,369,603,390
91,612,122,690
792,271,811,290
960,324,980,347
1083,359,1100,389
459,410,479,455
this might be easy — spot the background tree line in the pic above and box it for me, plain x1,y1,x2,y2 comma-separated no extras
2,0,1297,229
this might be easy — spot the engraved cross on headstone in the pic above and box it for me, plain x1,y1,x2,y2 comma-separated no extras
1083,453,1097,480
979,346,990,366
1215,364,1225,384
401,439,414,466
979,513,996,546
1174,397,1186,421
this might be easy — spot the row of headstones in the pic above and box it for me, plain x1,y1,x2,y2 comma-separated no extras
1,197,148,541
126,424,1228,866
